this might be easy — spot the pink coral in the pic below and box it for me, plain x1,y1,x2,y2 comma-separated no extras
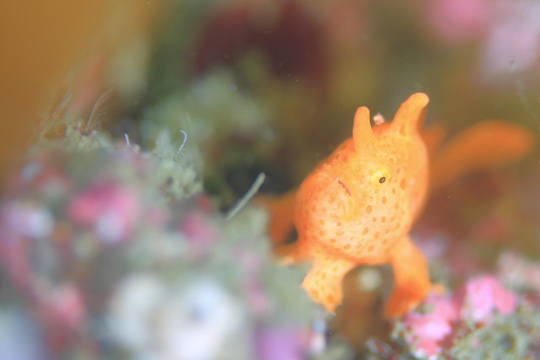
455,275,516,323
180,210,218,252
426,0,540,76
401,294,458,358
68,181,140,244
43,284,86,329
427,0,491,43
480,0,540,75
254,326,310,360
4,202,54,240
400,275,517,357
236,249,270,315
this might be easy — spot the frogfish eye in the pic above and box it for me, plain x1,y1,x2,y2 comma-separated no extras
371,169,390,186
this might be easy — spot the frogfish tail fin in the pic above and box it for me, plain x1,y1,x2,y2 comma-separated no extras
421,123,447,156
429,120,535,191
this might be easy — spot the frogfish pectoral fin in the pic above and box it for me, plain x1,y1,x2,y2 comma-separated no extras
384,236,432,318
253,190,297,247
301,250,357,314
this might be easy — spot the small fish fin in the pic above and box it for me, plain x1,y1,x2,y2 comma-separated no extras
429,120,535,191
253,190,297,247
421,123,447,156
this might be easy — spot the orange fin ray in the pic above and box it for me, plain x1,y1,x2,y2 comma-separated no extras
429,120,535,191
421,123,447,156
302,247,357,314
254,190,297,247
385,236,432,318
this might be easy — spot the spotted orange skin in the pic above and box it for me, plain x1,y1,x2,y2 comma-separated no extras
292,93,432,317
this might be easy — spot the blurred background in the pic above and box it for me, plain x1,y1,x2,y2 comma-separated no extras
1,0,540,358
2,0,539,180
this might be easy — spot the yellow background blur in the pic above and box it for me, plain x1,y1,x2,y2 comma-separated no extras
0,1,161,177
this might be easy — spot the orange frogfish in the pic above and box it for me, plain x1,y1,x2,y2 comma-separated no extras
258,92,534,318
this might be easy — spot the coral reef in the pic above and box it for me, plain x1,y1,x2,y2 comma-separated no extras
363,250,540,359
0,121,352,359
